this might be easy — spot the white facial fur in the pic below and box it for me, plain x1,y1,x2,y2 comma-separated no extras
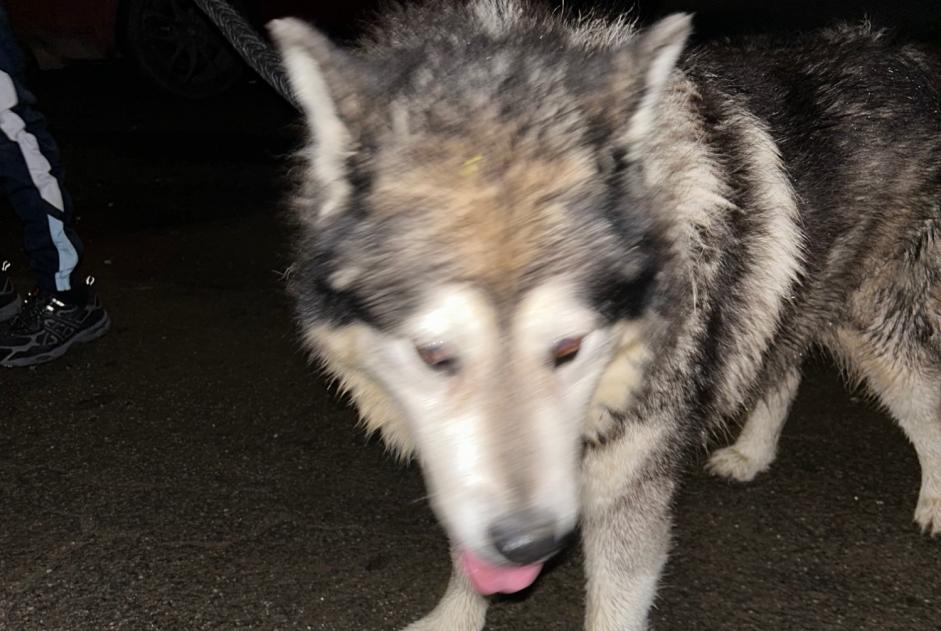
356,281,618,561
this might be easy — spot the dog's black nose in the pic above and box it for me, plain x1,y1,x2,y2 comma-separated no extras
489,512,563,565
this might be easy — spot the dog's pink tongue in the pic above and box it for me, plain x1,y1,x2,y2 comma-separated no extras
459,550,543,595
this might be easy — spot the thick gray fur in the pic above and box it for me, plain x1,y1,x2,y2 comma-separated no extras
273,2,941,628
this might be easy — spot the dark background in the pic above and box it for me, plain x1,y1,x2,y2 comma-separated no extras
1,2,940,630
313,1,941,41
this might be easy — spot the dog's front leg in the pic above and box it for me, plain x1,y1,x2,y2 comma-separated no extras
402,551,488,631
581,425,678,631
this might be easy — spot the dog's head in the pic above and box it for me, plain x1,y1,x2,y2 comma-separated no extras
271,7,690,590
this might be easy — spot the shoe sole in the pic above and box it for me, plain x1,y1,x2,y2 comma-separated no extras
0,294,21,323
1,311,111,368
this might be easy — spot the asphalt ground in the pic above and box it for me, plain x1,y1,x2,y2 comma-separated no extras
1,59,939,631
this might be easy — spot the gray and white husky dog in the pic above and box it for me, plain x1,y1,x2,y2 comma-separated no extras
269,1,941,628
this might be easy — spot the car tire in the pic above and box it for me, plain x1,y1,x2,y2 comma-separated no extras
120,0,246,99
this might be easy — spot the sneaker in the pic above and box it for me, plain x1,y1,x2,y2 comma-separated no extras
0,280,110,368
0,261,22,323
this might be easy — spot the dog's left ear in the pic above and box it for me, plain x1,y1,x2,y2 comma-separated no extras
625,13,693,142
269,19,371,220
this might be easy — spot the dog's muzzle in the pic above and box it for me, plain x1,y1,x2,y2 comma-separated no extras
459,510,571,595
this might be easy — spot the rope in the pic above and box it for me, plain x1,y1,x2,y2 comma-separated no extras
190,0,299,110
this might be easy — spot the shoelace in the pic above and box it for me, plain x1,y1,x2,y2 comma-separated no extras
7,292,55,334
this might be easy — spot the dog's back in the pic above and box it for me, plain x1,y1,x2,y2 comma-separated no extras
695,26,941,536
680,26,941,404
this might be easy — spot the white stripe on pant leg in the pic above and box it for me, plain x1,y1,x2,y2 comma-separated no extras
0,71,77,292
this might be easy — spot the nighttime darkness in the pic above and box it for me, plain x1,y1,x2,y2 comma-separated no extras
1,1,940,630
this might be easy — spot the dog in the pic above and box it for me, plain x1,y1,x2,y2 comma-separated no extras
269,1,941,628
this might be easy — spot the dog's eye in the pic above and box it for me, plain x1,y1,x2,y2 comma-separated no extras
416,342,460,375
551,336,583,368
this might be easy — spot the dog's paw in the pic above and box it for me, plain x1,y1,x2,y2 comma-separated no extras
705,446,769,482
914,495,941,537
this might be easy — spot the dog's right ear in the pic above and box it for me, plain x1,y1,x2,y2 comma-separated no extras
269,19,368,220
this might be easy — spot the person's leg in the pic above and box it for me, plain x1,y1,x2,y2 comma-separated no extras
0,5,83,299
0,7,108,366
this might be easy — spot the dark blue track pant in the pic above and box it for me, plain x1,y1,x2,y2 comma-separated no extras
0,4,81,293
